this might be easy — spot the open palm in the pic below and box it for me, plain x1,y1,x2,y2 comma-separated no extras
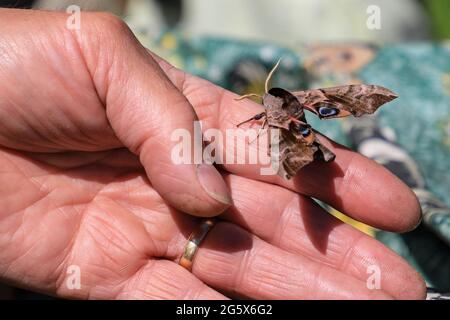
0,9,425,299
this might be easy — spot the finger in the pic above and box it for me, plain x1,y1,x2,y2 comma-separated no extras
152,56,420,232
24,148,142,169
117,259,226,299
221,174,426,299
77,13,231,217
174,221,393,299
87,161,417,300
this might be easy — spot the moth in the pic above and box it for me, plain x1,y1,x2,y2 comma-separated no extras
236,59,398,180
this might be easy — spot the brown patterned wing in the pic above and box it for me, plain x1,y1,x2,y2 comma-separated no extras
292,84,398,119
269,128,315,179
269,124,335,180
312,133,336,163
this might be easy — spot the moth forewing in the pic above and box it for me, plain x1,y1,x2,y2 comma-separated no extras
292,84,398,118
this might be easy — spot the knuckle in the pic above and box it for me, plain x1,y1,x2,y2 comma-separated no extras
89,12,130,34
82,12,134,46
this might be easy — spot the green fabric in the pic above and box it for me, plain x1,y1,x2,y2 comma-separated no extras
359,44,450,205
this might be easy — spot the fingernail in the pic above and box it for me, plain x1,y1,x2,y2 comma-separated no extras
412,213,423,231
196,164,232,206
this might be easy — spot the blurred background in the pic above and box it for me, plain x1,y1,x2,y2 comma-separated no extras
1,0,449,42
0,0,449,299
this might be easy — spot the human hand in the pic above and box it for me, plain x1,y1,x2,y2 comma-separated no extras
0,9,425,299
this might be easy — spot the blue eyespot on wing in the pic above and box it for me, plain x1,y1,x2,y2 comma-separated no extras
317,104,340,118
298,124,311,137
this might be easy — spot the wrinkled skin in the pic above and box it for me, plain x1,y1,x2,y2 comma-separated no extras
0,9,425,299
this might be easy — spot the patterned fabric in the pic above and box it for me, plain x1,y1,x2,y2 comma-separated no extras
137,31,450,292
347,116,450,291
427,288,450,300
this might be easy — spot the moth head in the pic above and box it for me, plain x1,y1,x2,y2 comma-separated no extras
295,122,315,145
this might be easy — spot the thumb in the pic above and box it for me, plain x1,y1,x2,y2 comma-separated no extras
80,14,231,217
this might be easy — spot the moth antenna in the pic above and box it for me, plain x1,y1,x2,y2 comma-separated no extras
249,118,268,144
265,58,282,94
234,93,263,101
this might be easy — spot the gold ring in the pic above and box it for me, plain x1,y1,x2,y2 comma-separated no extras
179,218,216,271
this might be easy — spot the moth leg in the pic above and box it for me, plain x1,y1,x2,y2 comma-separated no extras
249,118,268,144
236,112,266,127
234,93,263,101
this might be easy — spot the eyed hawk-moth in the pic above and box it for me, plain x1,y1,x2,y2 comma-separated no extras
236,59,398,179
